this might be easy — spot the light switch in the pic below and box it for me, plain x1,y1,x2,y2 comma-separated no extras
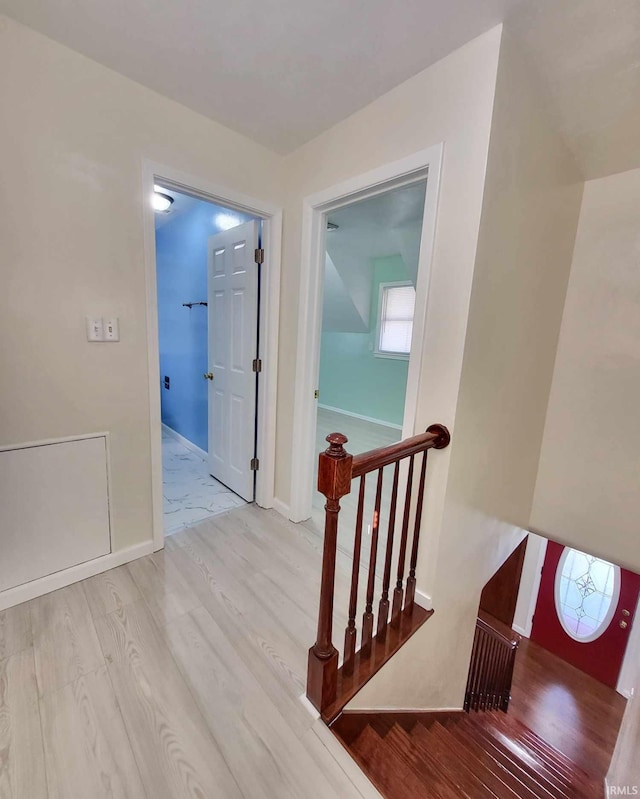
104,317,120,341
86,317,104,342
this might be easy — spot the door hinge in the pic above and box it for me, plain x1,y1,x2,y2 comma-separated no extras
314,389,319,399
254,248,265,265
250,457,260,471
252,358,262,373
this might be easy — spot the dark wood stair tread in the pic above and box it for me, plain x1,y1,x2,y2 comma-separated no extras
442,719,542,799
333,710,602,799
351,724,434,799
474,713,601,794
423,720,526,799
456,717,575,799
468,713,601,796
385,722,490,799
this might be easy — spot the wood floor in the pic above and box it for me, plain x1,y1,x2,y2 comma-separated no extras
0,504,382,799
330,621,626,799
508,636,626,780
333,710,606,799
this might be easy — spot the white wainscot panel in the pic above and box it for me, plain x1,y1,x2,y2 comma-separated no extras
0,435,111,592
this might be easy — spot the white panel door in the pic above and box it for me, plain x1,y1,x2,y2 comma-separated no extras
207,220,259,501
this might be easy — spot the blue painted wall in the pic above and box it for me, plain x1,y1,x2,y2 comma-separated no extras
318,255,410,427
155,197,254,451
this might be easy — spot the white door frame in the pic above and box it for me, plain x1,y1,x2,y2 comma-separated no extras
288,145,443,523
142,160,282,550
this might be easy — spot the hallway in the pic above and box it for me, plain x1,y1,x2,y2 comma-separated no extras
0,505,380,798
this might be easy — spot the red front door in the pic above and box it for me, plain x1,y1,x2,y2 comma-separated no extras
531,541,640,688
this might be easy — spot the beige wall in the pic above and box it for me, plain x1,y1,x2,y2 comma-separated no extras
277,25,504,508
531,167,640,573
0,16,283,553
607,664,640,794
352,33,583,709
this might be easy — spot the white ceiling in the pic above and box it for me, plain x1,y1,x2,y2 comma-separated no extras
322,181,426,332
1,0,636,175
0,0,523,154
153,184,255,231
153,187,200,231
327,181,426,283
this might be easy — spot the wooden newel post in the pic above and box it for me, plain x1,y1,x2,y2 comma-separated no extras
307,432,353,713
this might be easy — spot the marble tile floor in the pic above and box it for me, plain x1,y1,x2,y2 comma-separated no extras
162,430,246,535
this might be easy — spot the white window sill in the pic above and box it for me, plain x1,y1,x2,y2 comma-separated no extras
373,351,410,361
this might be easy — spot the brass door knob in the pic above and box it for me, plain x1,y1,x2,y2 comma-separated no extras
203,372,214,381
620,620,628,629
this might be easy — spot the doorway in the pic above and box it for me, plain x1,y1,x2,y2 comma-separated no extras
154,185,259,535
312,180,428,554
530,542,640,689
143,162,282,549
289,146,443,524
481,535,640,695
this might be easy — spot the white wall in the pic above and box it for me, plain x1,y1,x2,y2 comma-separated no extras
0,16,283,555
512,534,548,637
278,25,504,510
350,32,583,709
531,167,640,574
607,664,640,795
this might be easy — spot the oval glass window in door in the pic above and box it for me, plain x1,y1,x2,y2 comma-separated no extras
554,547,621,643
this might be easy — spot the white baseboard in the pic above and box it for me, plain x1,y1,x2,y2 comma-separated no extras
162,424,207,461
317,404,402,431
299,692,320,720
512,623,528,637
310,718,384,799
272,498,291,520
415,589,433,610
0,540,154,611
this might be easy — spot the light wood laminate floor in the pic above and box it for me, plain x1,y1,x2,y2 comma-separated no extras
0,505,382,799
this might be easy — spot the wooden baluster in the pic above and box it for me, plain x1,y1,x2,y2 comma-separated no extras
391,455,415,625
343,475,366,675
503,645,517,711
307,433,353,713
377,462,400,638
498,647,511,710
405,449,428,610
361,468,384,654
474,628,489,712
466,623,482,712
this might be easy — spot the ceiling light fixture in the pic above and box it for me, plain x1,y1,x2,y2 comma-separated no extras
152,188,174,213
216,213,241,230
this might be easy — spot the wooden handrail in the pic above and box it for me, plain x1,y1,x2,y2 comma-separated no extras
351,424,450,477
476,616,519,650
307,423,450,719
464,616,520,713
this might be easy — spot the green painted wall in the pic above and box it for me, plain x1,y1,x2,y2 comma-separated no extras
318,255,410,426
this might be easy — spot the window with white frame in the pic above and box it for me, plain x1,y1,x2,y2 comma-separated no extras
375,281,416,358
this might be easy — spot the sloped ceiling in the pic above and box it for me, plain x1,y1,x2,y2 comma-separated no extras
506,0,640,180
322,181,426,333
0,0,636,176
0,0,524,153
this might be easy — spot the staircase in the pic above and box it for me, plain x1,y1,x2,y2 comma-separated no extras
332,711,604,799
